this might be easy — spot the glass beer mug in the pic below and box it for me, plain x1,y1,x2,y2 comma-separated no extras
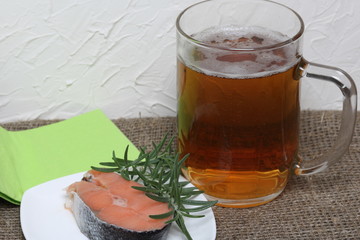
176,0,357,208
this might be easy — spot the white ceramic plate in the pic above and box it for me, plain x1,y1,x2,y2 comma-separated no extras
20,172,216,240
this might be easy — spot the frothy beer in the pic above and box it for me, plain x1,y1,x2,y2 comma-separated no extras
177,25,301,207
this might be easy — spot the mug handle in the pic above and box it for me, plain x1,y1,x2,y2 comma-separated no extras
294,59,357,175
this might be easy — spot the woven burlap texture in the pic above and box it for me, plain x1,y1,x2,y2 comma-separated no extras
0,111,359,240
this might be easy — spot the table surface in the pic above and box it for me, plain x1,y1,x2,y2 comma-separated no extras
1,111,359,240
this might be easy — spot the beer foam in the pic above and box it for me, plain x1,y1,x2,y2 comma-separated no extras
183,25,300,79
195,25,287,49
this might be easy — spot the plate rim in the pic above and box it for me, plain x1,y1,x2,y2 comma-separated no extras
20,171,216,240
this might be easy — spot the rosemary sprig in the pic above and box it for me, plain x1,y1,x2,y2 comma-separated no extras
92,134,217,240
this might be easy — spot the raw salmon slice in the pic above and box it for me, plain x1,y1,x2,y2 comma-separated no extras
65,170,172,240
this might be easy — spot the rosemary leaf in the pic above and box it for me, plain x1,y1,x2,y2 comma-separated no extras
92,134,217,240
181,199,218,206
180,204,217,213
91,166,119,172
131,186,162,194
98,162,117,167
176,215,192,240
181,213,205,218
145,193,170,203
149,210,174,219
165,213,179,224
178,181,192,187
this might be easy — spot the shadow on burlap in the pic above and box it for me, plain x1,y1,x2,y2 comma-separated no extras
0,110,359,239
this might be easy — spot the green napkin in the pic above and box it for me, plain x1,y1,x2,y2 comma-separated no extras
0,110,139,205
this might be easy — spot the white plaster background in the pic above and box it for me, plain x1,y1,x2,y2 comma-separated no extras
0,0,359,122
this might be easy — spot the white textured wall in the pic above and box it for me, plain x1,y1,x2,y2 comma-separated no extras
0,0,359,122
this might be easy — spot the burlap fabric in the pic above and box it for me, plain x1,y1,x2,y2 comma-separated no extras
0,111,359,240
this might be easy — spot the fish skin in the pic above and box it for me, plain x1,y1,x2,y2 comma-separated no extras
70,191,171,240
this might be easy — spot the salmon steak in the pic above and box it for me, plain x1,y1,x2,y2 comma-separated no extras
65,170,172,240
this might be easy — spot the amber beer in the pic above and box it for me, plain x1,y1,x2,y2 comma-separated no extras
177,26,301,207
